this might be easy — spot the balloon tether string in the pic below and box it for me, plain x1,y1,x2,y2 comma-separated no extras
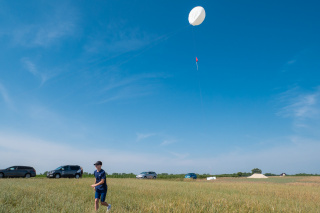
192,27,198,71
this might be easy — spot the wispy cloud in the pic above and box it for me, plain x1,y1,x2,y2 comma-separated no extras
136,133,156,141
83,25,186,75
27,104,63,123
6,4,78,48
21,58,61,86
97,73,169,104
21,58,54,85
103,73,167,92
282,56,297,73
277,87,320,130
84,22,154,55
281,49,309,72
286,60,296,65
136,132,178,147
0,82,12,108
98,85,153,104
278,87,320,119
161,139,177,146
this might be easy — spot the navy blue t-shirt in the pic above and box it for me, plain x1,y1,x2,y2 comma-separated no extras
94,169,107,191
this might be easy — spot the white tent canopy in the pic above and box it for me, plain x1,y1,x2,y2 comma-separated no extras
247,173,268,178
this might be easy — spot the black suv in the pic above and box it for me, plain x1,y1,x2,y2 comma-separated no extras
0,166,36,178
47,165,83,179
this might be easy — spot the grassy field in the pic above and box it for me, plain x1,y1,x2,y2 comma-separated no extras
1,177,320,213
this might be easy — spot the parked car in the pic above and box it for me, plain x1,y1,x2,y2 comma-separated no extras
47,165,83,179
136,171,157,179
185,173,197,179
0,166,36,178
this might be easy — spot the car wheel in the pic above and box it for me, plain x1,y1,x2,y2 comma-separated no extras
75,174,80,179
144,176,147,179
55,174,61,179
25,173,31,178
0,173,4,178
153,176,156,179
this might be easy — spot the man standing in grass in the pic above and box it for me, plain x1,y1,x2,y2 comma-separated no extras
91,161,111,212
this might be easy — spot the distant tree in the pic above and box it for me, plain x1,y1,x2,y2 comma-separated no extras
43,171,48,176
237,172,243,177
242,172,252,177
264,173,277,176
251,168,262,174
294,173,319,176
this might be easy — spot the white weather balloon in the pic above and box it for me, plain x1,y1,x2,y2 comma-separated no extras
188,6,206,26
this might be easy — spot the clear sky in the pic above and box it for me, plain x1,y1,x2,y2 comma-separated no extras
0,0,319,174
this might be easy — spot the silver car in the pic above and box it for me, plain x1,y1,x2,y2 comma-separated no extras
136,171,157,179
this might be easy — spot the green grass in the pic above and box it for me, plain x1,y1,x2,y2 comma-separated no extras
1,177,320,212
218,177,302,184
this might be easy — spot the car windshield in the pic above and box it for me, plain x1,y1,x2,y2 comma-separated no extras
55,166,62,170
186,173,192,176
140,172,147,174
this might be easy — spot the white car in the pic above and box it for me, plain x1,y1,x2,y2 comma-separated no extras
136,171,157,179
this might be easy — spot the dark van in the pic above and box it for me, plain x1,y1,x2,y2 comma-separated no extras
0,166,36,178
47,165,83,179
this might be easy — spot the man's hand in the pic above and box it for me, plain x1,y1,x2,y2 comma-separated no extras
91,184,96,188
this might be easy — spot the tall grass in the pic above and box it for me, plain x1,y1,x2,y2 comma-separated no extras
1,177,320,212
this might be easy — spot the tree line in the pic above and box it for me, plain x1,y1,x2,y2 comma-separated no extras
36,168,320,178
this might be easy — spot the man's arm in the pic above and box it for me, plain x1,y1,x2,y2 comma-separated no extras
92,179,105,187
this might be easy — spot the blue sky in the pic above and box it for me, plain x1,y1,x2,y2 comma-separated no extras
0,0,320,174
